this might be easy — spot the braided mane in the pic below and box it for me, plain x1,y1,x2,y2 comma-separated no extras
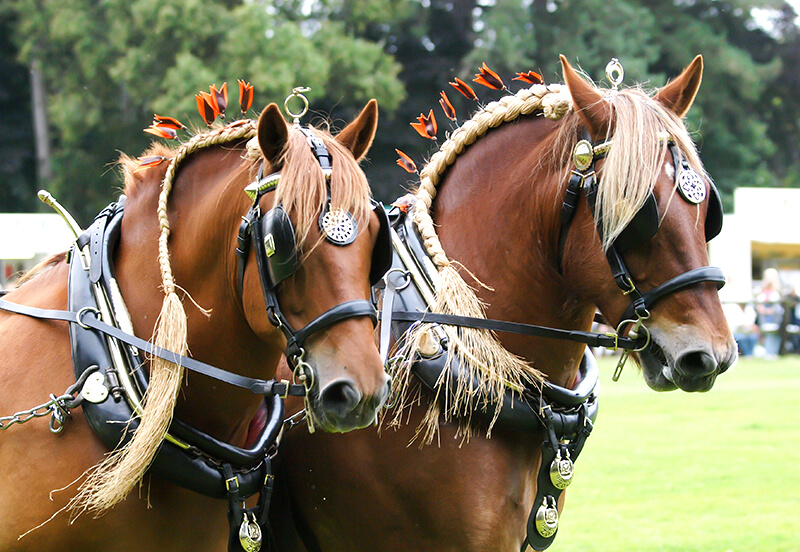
390,84,572,441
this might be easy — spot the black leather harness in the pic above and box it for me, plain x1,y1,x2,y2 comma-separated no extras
0,198,307,552
375,206,599,551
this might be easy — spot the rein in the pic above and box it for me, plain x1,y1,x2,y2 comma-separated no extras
0,296,306,398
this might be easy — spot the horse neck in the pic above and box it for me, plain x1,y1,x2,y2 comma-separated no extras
431,115,594,387
117,144,281,444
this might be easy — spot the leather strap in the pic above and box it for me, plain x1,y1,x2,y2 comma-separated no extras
0,297,306,397
285,300,377,360
619,266,726,323
388,310,644,351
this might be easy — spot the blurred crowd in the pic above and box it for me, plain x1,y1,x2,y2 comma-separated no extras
723,268,800,359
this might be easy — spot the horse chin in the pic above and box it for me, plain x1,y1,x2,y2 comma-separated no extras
637,339,718,393
307,405,378,434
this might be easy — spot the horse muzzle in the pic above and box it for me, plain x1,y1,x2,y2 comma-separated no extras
637,336,736,393
306,373,392,433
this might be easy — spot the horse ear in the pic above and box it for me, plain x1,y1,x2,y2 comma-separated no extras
335,99,378,161
655,55,703,118
257,103,289,168
560,55,612,138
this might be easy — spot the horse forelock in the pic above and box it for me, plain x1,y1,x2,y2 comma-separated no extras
275,127,371,251
587,88,703,250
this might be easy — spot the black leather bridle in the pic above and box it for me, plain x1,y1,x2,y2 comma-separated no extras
558,130,726,339
235,126,390,388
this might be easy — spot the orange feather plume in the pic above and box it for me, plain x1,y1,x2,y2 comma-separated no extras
473,62,505,90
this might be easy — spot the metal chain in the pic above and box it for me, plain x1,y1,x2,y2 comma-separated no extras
0,365,98,434
0,393,74,433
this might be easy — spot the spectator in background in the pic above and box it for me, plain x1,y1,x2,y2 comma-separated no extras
755,268,783,358
783,286,800,353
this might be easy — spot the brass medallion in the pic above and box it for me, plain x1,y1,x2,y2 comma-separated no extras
238,512,262,552
535,496,559,538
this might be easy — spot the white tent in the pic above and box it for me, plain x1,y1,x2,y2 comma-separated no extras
0,213,75,287
709,187,800,302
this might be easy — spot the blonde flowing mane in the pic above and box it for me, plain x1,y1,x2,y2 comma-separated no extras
393,79,703,442
71,117,371,516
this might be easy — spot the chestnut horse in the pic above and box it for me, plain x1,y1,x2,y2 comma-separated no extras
269,56,737,551
0,100,391,551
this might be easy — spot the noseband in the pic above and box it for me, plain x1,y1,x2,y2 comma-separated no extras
558,130,726,345
235,127,391,387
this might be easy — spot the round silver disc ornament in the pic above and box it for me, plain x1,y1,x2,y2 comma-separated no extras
549,449,574,490
319,208,358,245
677,166,707,204
535,496,559,538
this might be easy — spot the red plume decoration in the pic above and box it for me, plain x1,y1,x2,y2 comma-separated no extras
143,125,177,140
152,114,185,130
395,149,417,173
238,79,254,113
513,70,544,85
449,77,478,101
439,91,456,121
410,109,438,140
196,93,218,125
473,62,505,90
210,83,228,117
133,155,170,173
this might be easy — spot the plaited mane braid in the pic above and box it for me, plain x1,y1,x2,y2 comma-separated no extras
69,121,258,518
387,84,572,443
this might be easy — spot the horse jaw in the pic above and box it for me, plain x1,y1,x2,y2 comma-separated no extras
635,324,737,392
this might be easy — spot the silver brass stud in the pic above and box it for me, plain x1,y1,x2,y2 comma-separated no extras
81,372,109,404
535,496,559,538
574,140,594,171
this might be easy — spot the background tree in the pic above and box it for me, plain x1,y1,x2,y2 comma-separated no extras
1,0,799,214
2,0,404,222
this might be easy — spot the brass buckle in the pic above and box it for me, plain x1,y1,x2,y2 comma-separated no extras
225,475,240,492
277,379,291,399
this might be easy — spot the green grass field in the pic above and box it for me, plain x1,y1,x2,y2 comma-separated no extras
552,354,800,552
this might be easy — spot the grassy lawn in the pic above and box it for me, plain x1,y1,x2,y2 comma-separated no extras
553,354,800,552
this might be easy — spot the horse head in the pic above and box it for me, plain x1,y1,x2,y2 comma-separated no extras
242,100,391,431
559,55,737,392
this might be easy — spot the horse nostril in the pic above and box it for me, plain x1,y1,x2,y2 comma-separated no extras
318,379,362,418
676,350,717,377
365,377,392,411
